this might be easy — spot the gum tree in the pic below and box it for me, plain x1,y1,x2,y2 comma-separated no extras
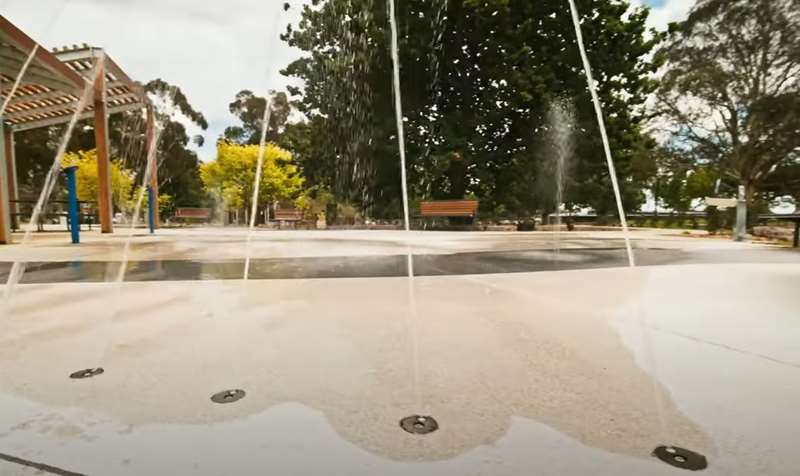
655,0,800,210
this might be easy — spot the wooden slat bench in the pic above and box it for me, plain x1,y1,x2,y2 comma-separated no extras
419,200,479,218
273,209,303,222
175,208,211,221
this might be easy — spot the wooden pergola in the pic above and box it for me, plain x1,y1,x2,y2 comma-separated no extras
0,15,158,244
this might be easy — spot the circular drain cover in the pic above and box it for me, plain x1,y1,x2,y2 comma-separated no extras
400,415,438,435
652,446,708,471
69,368,104,379
211,389,246,404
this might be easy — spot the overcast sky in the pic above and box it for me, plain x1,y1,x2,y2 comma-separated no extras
2,0,694,161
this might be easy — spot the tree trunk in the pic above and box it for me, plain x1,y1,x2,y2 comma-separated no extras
653,178,659,218
744,181,758,229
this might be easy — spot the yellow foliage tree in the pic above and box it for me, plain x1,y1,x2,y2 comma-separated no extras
61,149,136,211
200,141,305,212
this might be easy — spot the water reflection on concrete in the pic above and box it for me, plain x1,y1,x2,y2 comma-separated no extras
1,247,798,283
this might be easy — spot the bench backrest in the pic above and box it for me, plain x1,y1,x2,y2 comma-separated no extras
274,209,303,221
175,208,211,219
420,200,479,217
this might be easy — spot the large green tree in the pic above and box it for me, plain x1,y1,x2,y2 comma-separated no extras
223,90,292,145
282,0,662,218
655,0,800,211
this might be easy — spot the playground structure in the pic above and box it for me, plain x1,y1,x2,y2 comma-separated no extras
0,15,155,244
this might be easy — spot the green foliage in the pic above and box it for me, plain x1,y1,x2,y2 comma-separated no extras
223,91,292,145
146,79,209,130
158,193,174,217
200,142,306,214
142,79,209,207
12,127,60,197
336,201,362,224
281,0,663,217
296,185,335,219
61,149,136,211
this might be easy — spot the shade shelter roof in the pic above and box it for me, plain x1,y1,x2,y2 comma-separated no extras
0,15,147,132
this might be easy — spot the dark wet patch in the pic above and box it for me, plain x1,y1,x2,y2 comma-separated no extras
0,247,797,283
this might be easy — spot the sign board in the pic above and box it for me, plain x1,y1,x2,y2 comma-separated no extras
705,197,737,209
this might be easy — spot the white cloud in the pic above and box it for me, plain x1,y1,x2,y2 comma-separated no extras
631,0,695,30
3,0,305,160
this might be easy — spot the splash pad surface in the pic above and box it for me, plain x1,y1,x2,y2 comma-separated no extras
1,228,798,475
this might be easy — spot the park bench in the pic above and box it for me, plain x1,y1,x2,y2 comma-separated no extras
273,208,303,222
419,200,479,218
175,208,211,222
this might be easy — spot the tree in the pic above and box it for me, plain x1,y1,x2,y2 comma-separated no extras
296,185,335,220
223,90,292,145
140,79,209,207
199,142,306,220
61,149,136,211
282,0,662,218
12,127,63,198
282,0,396,214
655,0,800,213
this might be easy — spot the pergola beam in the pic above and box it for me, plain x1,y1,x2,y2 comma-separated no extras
145,106,159,228
3,128,17,230
3,93,139,123
0,15,85,94
4,100,82,122
5,89,76,108
7,102,143,132
0,52,80,92
54,48,138,90
93,56,113,234
0,122,11,243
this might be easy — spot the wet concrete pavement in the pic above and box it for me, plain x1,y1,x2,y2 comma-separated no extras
1,265,799,475
2,246,799,283
1,230,799,475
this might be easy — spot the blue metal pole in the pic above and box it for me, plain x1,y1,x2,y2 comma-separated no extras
147,186,155,234
64,166,80,244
